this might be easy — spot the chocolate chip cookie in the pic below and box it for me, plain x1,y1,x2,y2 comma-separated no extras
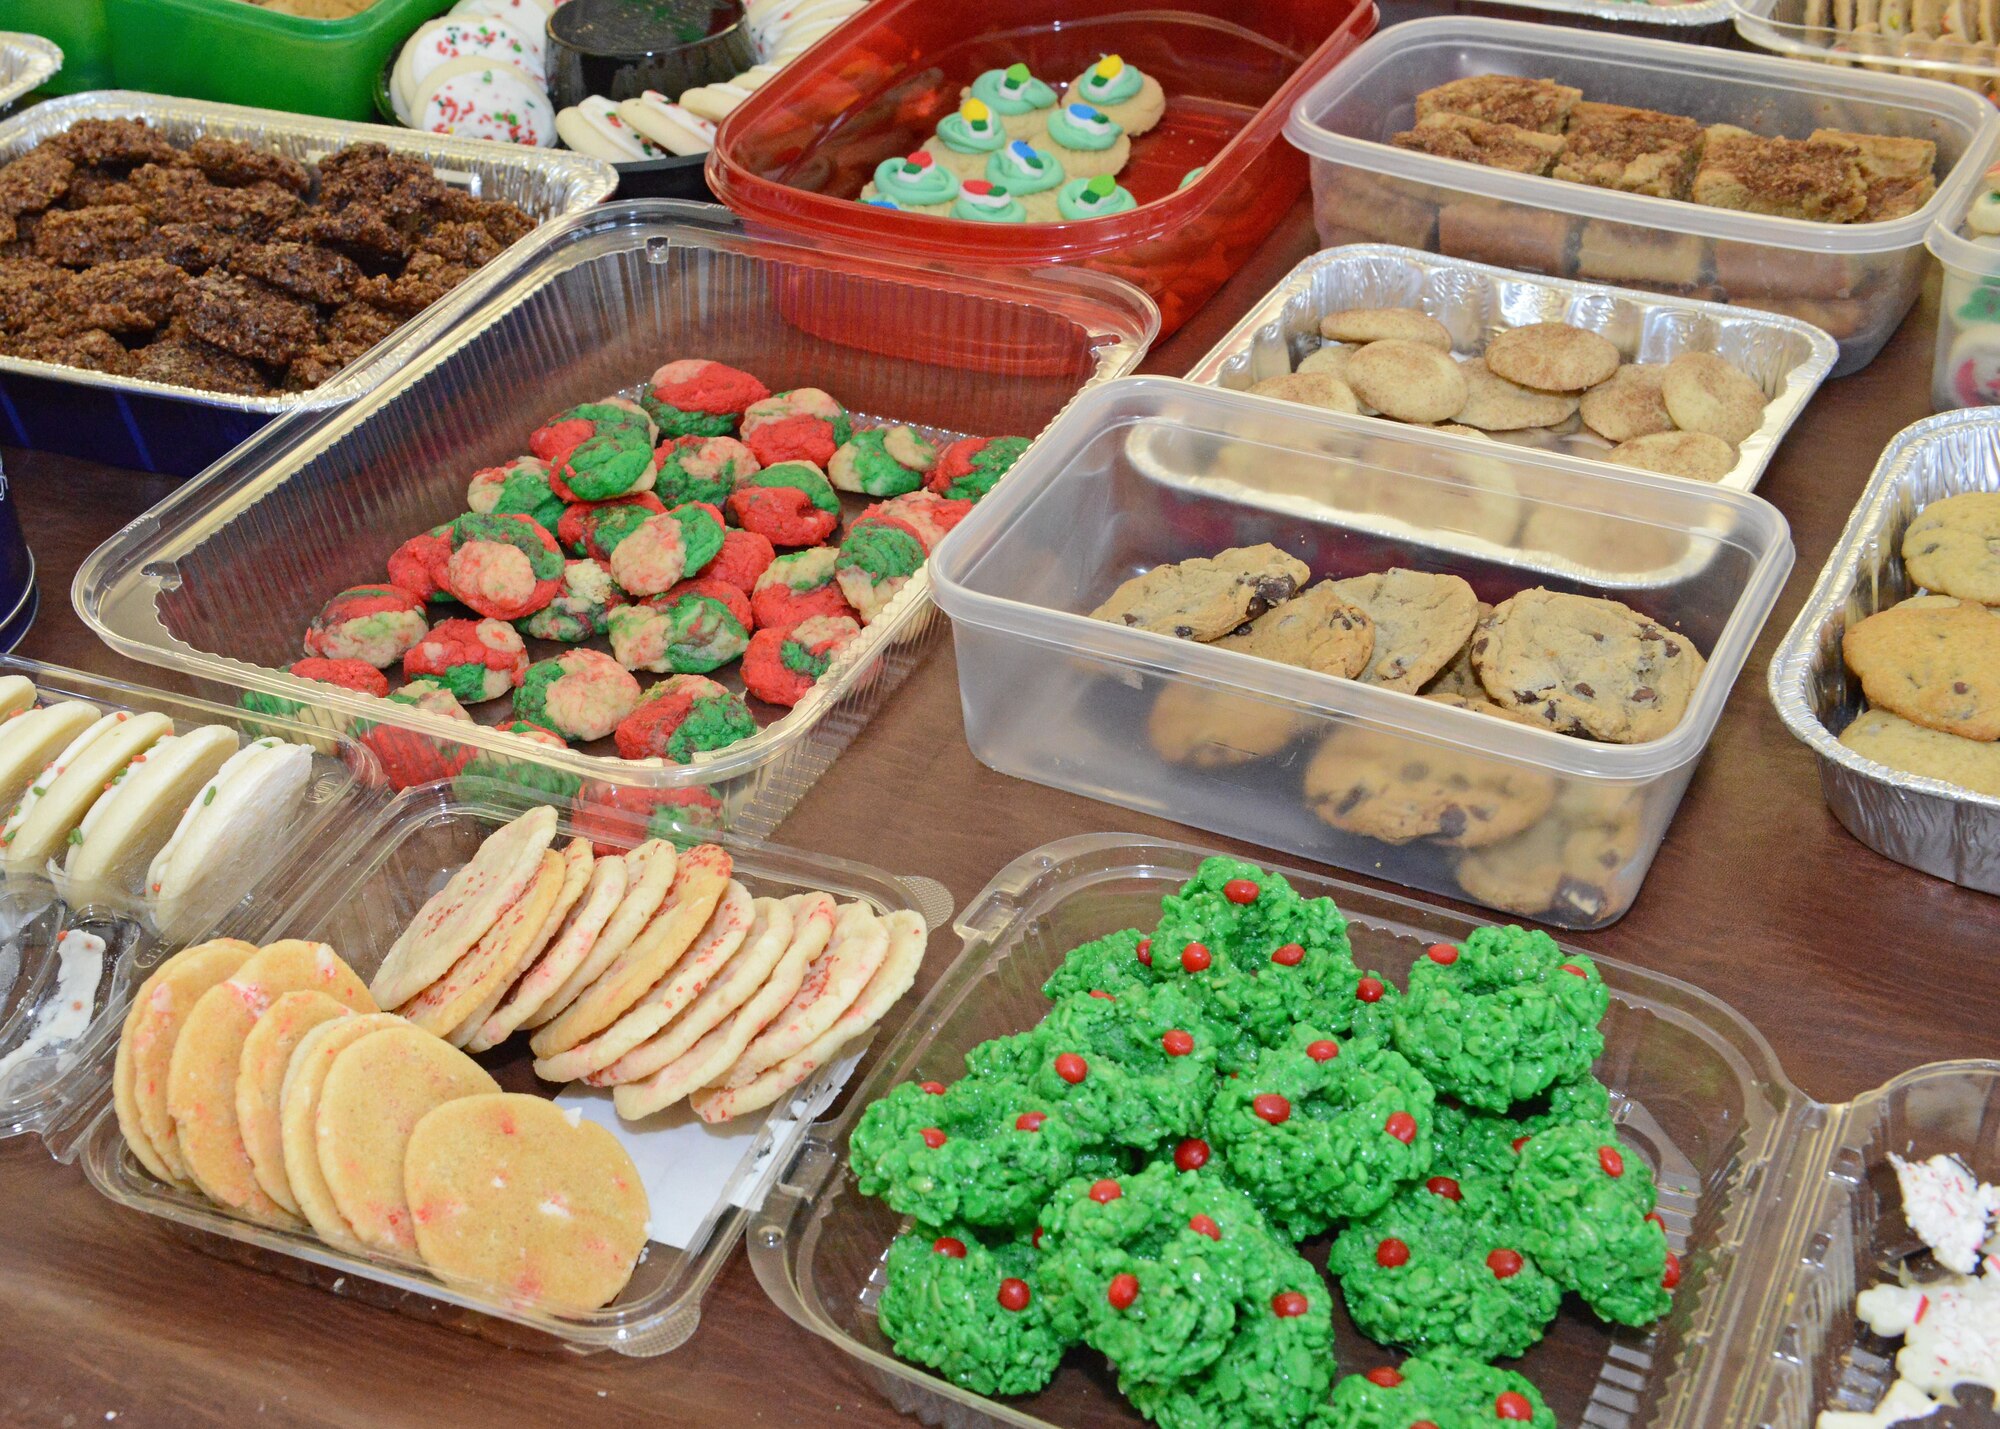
1090,543,1310,641
1842,598,2000,741
1903,492,2000,604
1214,581,1374,678
1329,569,1480,692
1839,706,2000,796
1453,787,1643,924
1147,683,1304,768
1304,725,1556,847
1472,589,1706,743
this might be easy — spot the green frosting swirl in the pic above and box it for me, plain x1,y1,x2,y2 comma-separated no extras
1057,174,1136,220
875,155,959,206
969,64,1057,117
1075,57,1144,107
1045,103,1122,152
986,141,1065,196
937,108,1007,156
952,185,1027,223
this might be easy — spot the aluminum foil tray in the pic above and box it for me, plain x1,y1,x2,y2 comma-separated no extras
0,91,617,415
1183,243,1839,495
0,33,59,113
1770,408,2000,893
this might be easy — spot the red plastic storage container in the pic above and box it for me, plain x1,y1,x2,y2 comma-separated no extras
706,0,1377,337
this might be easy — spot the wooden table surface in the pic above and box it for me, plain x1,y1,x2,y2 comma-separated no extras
0,196,1987,1427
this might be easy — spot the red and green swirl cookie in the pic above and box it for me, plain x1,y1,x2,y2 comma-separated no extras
642,359,770,438
387,525,454,604
836,520,927,624
858,491,974,553
654,434,761,508
289,657,389,697
401,616,529,704
357,677,476,788
442,513,565,621
706,526,776,595
529,398,657,467
829,426,938,498
927,435,1030,501
606,503,723,598
740,387,853,468
662,575,752,632
304,584,430,669
559,491,666,560
519,558,625,643
606,589,751,675
751,547,855,631
549,427,659,504
726,461,841,547
613,673,757,762
741,613,859,706
513,648,642,744
454,720,583,806
467,456,565,535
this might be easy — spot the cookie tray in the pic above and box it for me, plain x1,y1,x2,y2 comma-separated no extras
0,32,61,114
0,92,617,475
0,653,385,1150
1732,0,2000,96
748,831,2000,1428
69,784,957,1357
1769,407,2000,894
71,199,1156,843
1182,243,1839,495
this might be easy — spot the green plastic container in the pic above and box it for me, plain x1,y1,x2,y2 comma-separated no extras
103,0,457,121
0,0,110,92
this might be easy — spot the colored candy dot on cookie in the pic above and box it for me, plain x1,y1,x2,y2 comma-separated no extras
1161,1029,1194,1056
1512,1134,1531,1152
1375,1237,1410,1268
1015,1111,1046,1131
1426,1175,1461,1200
997,1277,1031,1312
1088,990,1115,1001
1188,1212,1221,1240
1252,1093,1290,1125
1271,1291,1309,1318
1426,943,1458,964
1271,943,1304,966
1031,1226,1044,1248
1385,1111,1417,1143
304,585,429,669
289,657,389,697
1305,1039,1339,1062
1598,1146,1625,1177
1106,1272,1139,1309
1561,963,1586,977
933,1236,967,1258
1136,938,1151,965
1223,877,1259,904
919,1080,946,1095
1663,1251,1681,1289
1174,1137,1209,1171
643,359,770,438
1365,1367,1403,1388
1356,975,1385,1002
1487,1248,1523,1279
1180,942,1211,972
1645,1212,1665,1229
1496,1392,1534,1421
920,1127,946,1148
1088,1178,1120,1203
1055,1052,1088,1084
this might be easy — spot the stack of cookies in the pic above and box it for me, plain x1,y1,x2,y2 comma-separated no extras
1248,307,1773,484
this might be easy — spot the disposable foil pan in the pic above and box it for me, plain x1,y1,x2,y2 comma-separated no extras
0,91,617,414
1769,407,2000,893
1183,243,1839,495
0,33,60,113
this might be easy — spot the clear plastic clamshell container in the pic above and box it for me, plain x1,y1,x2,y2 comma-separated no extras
749,833,2000,1428
0,655,382,1151
1282,17,2000,377
1924,129,2000,412
72,200,1157,843
928,377,1793,930
73,784,957,1357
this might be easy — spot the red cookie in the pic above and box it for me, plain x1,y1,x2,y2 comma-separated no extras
659,576,753,633
387,526,453,604
741,614,860,707
706,526,776,595
289,657,389,697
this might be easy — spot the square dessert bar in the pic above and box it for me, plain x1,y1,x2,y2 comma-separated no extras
1690,125,1868,223
1553,102,1706,200
1809,129,1938,220
1413,75,1581,135
1391,113,1566,177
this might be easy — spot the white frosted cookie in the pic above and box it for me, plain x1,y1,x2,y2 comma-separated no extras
556,96,665,161
2,711,173,874
395,14,544,124
617,92,717,156
0,700,98,817
63,724,239,903
416,58,557,148
145,738,313,939
679,83,756,125
0,676,35,721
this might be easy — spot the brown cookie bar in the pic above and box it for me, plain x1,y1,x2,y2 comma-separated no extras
1147,683,1304,768
1345,340,1468,424
1089,544,1310,641
1437,199,1575,274
1843,599,2000,740
1808,129,1936,221
1691,126,1867,223
1660,352,1766,445
1902,492,2000,604
1413,75,1581,134
1483,322,1621,393
1329,569,1480,692
1574,221,1707,291
1391,114,1567,176
1319,308,1452,350
1473,589,1707,742
1305,725,1556,847
1552,102,1705,200
1214,581,1375,678
1579,364,1674,443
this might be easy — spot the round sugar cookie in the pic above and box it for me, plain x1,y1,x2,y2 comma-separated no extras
167,941,375,1219
1607,430,1736,483
522,838,677,1030
617,93,717,157
468,847,626,1051
237,990,354,1215
317,1024,499,1256
1319,308,1451,350
281,1012,408,1249
1345,341,1468,425
447,836,595,1047
1660,351,1767,446
1246,372,1360,415
113,938,258,1186
399,848,567,1038
64,724,240,903
555,97,664,162
147,738,313,940
415,58,556,148
1454,360,1578,432
711,899,888,1089
404,1092,649,1312
1483,322,1621,393
1578,363,1673,444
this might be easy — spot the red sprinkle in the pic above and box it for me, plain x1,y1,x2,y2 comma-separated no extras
1496,1391,1533,1421
1055,1052,1088,1084
1426,944,1459,965
1645,1212,1665,1230
997,1277,1031,1312
1032,1226,1044,1249
1252,1093,1291,1125
1663,1251,1682,1289
1271,943,1305,967
1174,1137,1210,1172
1271,1290,1309,1318
1385,1111,1417,1144
1306,1039,1339,1062
1426,1176,1462,1201
1560,963,1586,977
920,1127,946,1149
1599,1146,1625,1178
1512,1135,1531,1153
1106,1273,1139,1310
1487,1248,1524,1279
918,1080,946,1095
1223,877,1260,904
1364,1367,1402,1388
1188,1213,1221,1241
1089,990,1116,1001
1162,1029,1195,1057
1355,976,1385,1003
1015,1112,1046,1132
1088,1179,1122,1204
1181,942,1212,972
1136,937,1152,966
933,1236,966,1259
1413,1423,1441,1429
1375,1237,1410,1268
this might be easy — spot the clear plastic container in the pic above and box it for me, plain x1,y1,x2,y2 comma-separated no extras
75,784,957,1357
749,832,1947,1428
1925,132,2000,411
73,200,1156,841
0,655,383,1151
927,377,1794,930
1283,17,2000,378
1733,0,2000,100
705,0,1377,339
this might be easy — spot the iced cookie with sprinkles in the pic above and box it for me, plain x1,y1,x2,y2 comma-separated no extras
401,617,529,703
705,526,775,596
303,585,429,669
1319,1350,1556,1429
514,649,642,744
654,434,759,508
518,558,624,643
467,456,564,536
726,461,841,547
442,513,564,621
966,62,1060,140
742,614,860,706
641,359,770,438
1508,1121,1673,1326
928,435,1029,501
613,673,756,761
1066,54,1166,137
388,525,454,604
1057,173,1136,221
852,1076,1091,1230
560,491,665,561
835,520,926,624
862,152,960,215
878,1226,1072,1397
740,388,853,469
1042,104,1130,180
856,490,972,552
829,426,937,497
607,589,751,674
289,657,388,698
752,547,856,631
529,398,657,468
926,98,1009,180
952,180,1028,223
986,140,1066,220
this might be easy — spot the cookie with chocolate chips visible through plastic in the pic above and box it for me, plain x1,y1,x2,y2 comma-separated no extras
1304,724,1556,848
1089,544,1309,642
1472,589,1706,743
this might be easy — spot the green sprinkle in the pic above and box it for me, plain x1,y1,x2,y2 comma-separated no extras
66,828,83,845
203,786,217,806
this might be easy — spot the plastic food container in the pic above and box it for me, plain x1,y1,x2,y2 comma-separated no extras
75,783,955,1356
706,0,1378,340
0,92,616,477
1924,134,2000,411
1182,242,1838,494
1733,0,2000,98
102,0,453,121
73,200,1156,840
1769,408,2000,893
1283,17,2000,378
751,832,1996,1428
0,29,59,111
0,654,382,1152
928,377,1793,929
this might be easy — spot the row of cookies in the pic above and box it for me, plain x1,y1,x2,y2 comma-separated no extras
1797,0,2000,95
113,933,650,1312
1246,307,1773,485
0,677,315,933
370,806,927,1123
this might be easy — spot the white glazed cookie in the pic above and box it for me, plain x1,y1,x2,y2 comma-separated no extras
556,97,665,161
416,59,557,148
